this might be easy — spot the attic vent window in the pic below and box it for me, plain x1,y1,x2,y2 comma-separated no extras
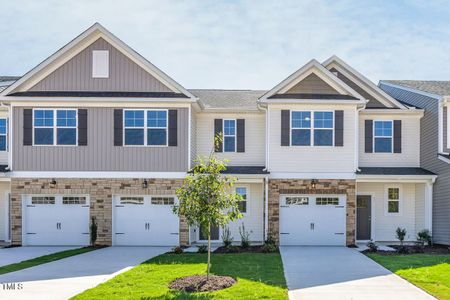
92,50,109,78
331,71,339,76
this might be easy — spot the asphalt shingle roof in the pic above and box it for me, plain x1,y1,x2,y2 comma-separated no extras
383,80,450,96
189,89,266,110
357,167,435,176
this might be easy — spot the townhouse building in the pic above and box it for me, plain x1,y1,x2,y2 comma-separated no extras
0,24,438,247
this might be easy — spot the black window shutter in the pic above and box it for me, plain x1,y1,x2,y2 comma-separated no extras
237,119,245,152
78,109,88,146
281,110,290,146
394,120,402,153
214,119,223,152
113,109,123,146
365,120,373,153
335,110,344,146
168,110,178,146
23,109,33,146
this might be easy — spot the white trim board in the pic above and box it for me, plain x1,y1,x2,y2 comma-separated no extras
269,172,356,179
8,171,188,179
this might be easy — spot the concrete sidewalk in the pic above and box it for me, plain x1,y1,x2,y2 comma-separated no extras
0,246,170,300
0,246,77,267
280,246,435,300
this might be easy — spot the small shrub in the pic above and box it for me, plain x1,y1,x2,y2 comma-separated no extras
262,243,277,253
172,246,184,254
197,245,208,253
265,231,276,246
239,223,251,248
225,245,240,253
395,227,407,246
366,240,378,252
417,229,432,247
221,227,233,247
90,217,98,247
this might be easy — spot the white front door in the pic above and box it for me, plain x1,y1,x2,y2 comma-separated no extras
113,195,179,246
279,194,346,246
23,195,90,246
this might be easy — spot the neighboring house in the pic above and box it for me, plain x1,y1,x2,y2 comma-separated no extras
379,80,450,245
0,23,437,247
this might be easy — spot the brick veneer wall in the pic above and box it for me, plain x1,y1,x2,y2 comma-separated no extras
268,179,356,245
10,178,189,246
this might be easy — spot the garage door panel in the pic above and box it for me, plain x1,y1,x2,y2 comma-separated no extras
23,195,90,246
113,195,179,246
280,195,346,246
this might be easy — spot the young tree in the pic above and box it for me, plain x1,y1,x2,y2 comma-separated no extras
174,136,243,280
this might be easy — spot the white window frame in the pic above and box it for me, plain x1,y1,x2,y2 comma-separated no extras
373,120,393,153
32,108,78,146
223,119,237,152
0,118,7,152
447,105,450,149
123,109,168,147
92,50,109,78
290,110,334,147
384,185,402,216
235,185,249,215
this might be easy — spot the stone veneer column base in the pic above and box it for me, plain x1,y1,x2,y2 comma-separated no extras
268,179,356,246
10,178,189,246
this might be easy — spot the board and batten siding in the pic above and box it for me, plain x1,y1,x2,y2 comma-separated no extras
268,104,357,173
284,73,340,95
195,112,265,166
12,107,188,172
358,114,420,167
29,38,172,93
379,82,450,245
357,182,425,242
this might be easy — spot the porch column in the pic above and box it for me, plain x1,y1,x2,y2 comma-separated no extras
424,181,433,234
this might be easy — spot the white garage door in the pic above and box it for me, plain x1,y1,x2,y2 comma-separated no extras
23,195,90,246
113,195,179,246
279,194,346,246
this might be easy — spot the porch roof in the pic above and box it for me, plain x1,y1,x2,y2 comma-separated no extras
356,167,435,176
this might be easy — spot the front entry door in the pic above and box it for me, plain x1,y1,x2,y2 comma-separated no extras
199,224,220,241
357,195,371,240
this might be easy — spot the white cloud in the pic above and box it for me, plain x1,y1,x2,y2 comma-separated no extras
1,0,450,89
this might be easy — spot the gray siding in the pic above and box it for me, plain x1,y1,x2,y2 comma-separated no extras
13,107,188,172
380,83,450,245
285,73,340,94
330,68,386,108
30,38,172,93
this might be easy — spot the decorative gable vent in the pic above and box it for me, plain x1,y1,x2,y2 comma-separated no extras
92,50,109,78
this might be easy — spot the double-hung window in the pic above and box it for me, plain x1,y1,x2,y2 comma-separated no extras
236,187,247,213
291,112,311,146
34,109,77,145
374,121,392,153
223,119,236,152
0,118,7,151
291,111,333,146
124,109,167,146
313,112,333,146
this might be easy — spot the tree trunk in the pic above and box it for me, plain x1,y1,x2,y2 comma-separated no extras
207,223,211,281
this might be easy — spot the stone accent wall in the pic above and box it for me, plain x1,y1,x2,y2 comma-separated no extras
10,178,189,246
268,179,356,245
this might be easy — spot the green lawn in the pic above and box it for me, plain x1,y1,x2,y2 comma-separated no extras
367,253,450,300
0,247,98,275
73,252,287,300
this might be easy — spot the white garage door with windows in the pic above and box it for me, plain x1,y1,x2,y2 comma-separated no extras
279,194,346,246
23,195,90,246
113,195,179,246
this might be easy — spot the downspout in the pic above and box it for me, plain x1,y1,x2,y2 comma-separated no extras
355,101,367,173
257,101,269,241
257,101,269,172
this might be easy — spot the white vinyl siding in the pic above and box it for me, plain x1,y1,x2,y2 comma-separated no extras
359,114,420,167
195,112,265,166
357,182,426,242
0,182,10,241
269,104,356,173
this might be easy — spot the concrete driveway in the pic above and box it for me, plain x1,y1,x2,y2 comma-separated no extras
0,246,78,267
280,246,435,300
0,246,170,300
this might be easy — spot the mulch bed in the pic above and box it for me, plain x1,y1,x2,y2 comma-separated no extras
169,274,236,292
364,244,450,255
214,245,277,253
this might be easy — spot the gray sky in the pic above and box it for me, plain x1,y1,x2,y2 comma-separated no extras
1,0,450,89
